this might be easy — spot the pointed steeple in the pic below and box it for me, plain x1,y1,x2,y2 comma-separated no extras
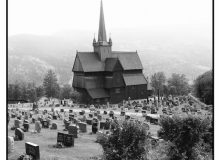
98,0,107,42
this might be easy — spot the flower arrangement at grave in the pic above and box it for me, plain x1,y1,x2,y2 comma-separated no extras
17,153,33,160
53,142,65,148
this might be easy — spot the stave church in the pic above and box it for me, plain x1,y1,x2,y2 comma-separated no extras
72,1,152,104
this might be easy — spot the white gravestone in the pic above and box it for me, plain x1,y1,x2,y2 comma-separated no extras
8,136,14,153
35,121,41,133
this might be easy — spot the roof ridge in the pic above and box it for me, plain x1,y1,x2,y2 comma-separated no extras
112,51,137,53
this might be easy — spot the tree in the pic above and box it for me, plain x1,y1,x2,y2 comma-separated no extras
36,85,44,98
167,73,190,96
43,70,60,98
193,70,213,105
12,81,22,100
158,115,212,160
59,85,72,99
26,82,37,102
150,72,166,95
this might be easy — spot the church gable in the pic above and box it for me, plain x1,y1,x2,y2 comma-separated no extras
72,54,84,72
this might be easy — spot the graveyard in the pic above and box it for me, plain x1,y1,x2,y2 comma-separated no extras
7,97,212,160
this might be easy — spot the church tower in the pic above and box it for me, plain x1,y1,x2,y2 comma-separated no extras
93,0,112,62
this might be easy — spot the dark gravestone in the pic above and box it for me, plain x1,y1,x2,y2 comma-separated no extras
42,121,49,128
103,111,107,115
64,134,74,147
65,121,70,130
57,132,65,143
17,117,21,120
53,115,57,120
44,110,47,114
15,128,24,140
23,123,29,132
104,121,111,130
69,110,73,113
100,121,106,129
109,111,114,118
60,109,64,112
86,119,93,125
32,118,35,123
89,113,93,118
125,115,130,120
11,114,15,118
146,116,150,122
25,142,40,160
120,111,125,116
22,112,24,116
92,122,98,134
79,111,84,115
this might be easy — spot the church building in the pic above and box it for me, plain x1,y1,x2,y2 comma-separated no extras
72,1,152,104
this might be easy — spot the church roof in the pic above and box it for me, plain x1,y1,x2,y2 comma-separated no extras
105,58,118,71
123,74,147,86
112,52,143,70
87,88,109,99
77,52,104,72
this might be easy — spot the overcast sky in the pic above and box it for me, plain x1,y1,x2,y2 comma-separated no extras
9,0,212,36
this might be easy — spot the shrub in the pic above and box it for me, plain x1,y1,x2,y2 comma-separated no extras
158,115,212,160
98,120,149,160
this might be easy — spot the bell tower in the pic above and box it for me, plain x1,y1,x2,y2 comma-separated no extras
93,0,112,62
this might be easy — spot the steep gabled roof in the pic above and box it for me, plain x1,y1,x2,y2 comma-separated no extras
87,88,109,99
123,74,147,86
77,52,104,72
105,58,117,71
112,52,143,70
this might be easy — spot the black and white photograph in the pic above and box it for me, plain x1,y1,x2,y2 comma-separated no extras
6,0,214,159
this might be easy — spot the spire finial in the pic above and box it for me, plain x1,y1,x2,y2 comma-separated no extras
98,0,107,42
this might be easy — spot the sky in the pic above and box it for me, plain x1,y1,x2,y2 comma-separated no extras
8,0,212,36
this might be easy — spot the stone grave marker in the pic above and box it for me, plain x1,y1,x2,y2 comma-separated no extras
120,111,125,116
65,121,70,130
92,122,98,134
94,112,98,116
89,113,93,118
109,111,114,118
23,123,29,132
69,110,73,113
14,119,21,128
103,111,107,115
15,128,24,140
100,121,105,129
97,110,101,114
53,115,57,120
104,121,111,130
125,115,130,120
50,122,57,129
51,108,54,112
97,114,102,121
142,110,147,117
60,109,64,112
78,122,87,133
86,118,93,125
42,120,49,128
64,134,75,147
57,132,65,143
25,142,40,160
35,121,41,133
8,136,14,153
11,114,15,118
59,113,64,120
68,125,78,138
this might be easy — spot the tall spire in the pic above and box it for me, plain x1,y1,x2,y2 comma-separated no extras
98,0,107,42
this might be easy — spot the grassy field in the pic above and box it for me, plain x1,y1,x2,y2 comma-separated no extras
8,101,210,160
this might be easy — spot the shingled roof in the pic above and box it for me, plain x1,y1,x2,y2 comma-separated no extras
105,58,118,71
123,74,147,86
112,52,143,70
87,88,109,99
77,52,104,72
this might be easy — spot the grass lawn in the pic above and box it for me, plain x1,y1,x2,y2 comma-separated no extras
8,101,209,160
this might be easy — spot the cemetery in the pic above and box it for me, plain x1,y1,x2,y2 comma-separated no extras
7,95,213,160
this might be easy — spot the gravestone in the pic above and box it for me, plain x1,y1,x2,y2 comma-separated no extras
104,121,111,130
14,119,21,128
92,122,98,134
78,122,87,133
35,121,41,133
142,110,147,117
42,120,49,128
60,109,64,112
59,114,64,120
32,118,36,123
68,125,78,138
11,114,15,118
23,123,29,132
65,121,70,130
44,109,47,114
69,110,73,113
120,111,125,116
97,114,102,121
15,128,24,140
8,136,14,153
109,111,114,118
25,142,40,160
57,132,65,144
24,115,29,120
103,111,107,115
86,119,93,125
57,132,74,147
100,121,106,129
97,110,101,114
89,113,93,118
125,115,130,120
51,122,57,129
53,115,57,120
